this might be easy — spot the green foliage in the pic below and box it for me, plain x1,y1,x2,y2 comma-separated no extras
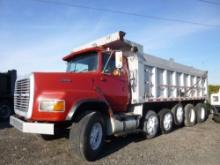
208,85,220,95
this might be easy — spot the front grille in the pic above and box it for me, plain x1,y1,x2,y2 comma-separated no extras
14,78,30,112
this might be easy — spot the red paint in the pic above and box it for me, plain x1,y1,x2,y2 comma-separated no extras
30,48,130,121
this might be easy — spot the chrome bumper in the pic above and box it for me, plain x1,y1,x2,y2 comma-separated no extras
10,116,54,135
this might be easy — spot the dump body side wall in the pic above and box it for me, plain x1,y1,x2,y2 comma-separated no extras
127,53,208,104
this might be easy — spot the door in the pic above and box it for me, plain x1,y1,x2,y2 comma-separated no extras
98,53,130,112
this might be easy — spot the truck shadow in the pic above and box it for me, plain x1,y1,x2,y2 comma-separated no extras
0,120,12,129
98,133,146,159
45,126,181,158
40,125,182,159
40,129,69,140
97,126,182,160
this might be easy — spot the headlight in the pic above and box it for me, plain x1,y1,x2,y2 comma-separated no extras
39,99,65,112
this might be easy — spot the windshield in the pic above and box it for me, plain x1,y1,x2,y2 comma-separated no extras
66,51,98,72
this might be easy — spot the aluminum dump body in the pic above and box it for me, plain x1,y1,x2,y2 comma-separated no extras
127,53,208,104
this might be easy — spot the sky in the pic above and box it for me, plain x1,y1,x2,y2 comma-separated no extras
0,0,220,84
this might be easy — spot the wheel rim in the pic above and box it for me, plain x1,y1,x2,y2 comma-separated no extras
163,113,173,131
200,107,205,120
0,105,10,118
89,122,103,151
146,115,158,135
176,106,184,123
190,108,196,123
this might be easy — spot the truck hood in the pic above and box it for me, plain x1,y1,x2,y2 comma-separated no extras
34,72,96,92
30,72,100,121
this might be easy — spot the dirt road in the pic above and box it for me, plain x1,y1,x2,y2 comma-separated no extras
0,117,220,165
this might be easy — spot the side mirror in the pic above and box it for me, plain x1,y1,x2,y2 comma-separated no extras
115,51,123,69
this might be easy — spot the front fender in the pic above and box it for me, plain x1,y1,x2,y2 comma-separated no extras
65,99,112,121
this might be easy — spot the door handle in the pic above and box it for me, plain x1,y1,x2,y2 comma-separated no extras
100,77,107,82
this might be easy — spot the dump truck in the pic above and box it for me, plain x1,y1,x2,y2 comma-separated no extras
210,89,220,123
10,31,209,161
0,70,17,120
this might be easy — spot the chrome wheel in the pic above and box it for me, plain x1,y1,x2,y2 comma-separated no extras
200,107,205,120
146,115,159,135
89,122,103,151
163,113,173,131
176,106,184,123
190,108,196,123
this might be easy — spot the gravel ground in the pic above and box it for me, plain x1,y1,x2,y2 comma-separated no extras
0,116,220,165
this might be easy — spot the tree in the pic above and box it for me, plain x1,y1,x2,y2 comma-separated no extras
208,85,220,95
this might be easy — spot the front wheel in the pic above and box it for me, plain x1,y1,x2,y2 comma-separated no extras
69,111,105,161
0,103,12,120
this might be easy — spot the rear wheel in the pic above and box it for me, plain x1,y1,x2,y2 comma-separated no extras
158,109,174,134
142,110,159,139
69,111,105,161
184,104,196,127
171,103,184,126
213,106,220,123
195,103,207,123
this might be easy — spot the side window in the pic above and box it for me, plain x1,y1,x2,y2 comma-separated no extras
102,53,115,73
122,56,129,76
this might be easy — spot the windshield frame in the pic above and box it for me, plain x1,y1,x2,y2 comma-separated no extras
66,51,99,73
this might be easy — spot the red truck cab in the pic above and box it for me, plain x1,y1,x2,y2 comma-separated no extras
30,48,130,121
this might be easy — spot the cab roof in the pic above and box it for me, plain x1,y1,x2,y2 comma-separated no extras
63,47,102,61
63,31,143,61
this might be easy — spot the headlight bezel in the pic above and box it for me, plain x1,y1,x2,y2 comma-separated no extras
38,99,65,112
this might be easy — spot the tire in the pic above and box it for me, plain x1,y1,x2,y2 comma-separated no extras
69,111,105,161
213,113,220,123
171,103,184,126
195,103,208,123
40,134,55,140
142,110,159,139
184,104,196,127
158,109,174,134
212,106,220,123
0,103,12,120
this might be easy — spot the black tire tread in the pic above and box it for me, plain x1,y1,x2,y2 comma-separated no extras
158,109,173,134
213,113,220,123
195,103,208,123
184,104,196,127
69,111,105,161
142,110,159,139
171,103,184,126
0,102,12,120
